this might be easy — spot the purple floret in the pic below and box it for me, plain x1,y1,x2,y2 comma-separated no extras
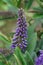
35,50,43,65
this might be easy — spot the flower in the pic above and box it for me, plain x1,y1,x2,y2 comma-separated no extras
35,50,43,65
0,48,13,57
11,8,27,52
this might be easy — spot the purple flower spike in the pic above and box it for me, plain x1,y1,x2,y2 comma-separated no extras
35,50,43,65
39,50,43,54
11,8,27,52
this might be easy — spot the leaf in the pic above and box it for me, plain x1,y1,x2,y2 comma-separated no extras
0,0,18,15
30,51,37,61
17,0,21,8
3,0,17,6
27,22,37,39
0,54,11,65
24,0,34,10
33,14,43,19
0,62,5,65
27,24,37,53
33,7,43,13
14,54,22,65
32,7,43,18
14,47,27,65
39,38,43,49
0,32,11,44
27,32,37,53
36,0,43,8
27,18,43,53
41,34,43,38
8,4,18,15
24,51,34,65
7,32,15,38
0,16,16,20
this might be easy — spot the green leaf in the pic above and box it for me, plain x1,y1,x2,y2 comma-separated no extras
39,38,43,49
0,32,11,44
25,51,34,65
36,0,43,8
33,14,43,18
17,0,21,8
27,32,37,53
8,4,18,15
33,7,43,18
0,54,11,65
27,22,37,39
0,62,5,65
24,0,33,10
0,0,18,14
33,7,43,13
27,24,37,53
14,47,27,65
41,34,43,38
7,32,15,38
27,18,43,53
14,54,22,65
3,0,17,6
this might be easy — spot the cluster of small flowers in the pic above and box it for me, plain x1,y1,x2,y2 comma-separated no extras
35,50,43,65
11,8,27,52
0,48,13,56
